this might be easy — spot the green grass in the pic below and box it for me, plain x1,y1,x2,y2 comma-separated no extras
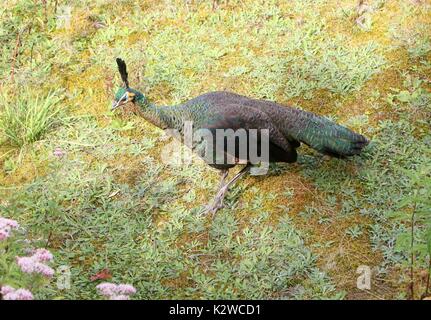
0,0,430,300
0,90,63,147
1,116,338,299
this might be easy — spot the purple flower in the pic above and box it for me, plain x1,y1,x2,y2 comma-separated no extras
0,229,10,241
16,256,35,273
96,282,137,300
96,282,118,297
1,286,33,300
53,147,65,158
0,217,19,241
34,262,55,277
117,284,137,295
33,248,54,262
0,218,19,229
16,248,54,277
1,285,15,295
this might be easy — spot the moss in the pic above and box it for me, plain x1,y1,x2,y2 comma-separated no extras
1,0,430,299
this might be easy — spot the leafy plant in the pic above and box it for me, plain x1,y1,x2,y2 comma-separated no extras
346,225,363,239
407,38,431,60
391,162,431,299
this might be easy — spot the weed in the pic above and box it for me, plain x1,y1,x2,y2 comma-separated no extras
0,90,63,147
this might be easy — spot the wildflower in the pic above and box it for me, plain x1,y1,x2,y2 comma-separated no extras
0,218,19,229
1,286,33,300
16,256,35,273
34,262,55,277
16,248,55,278
0,217,19,241
53,147,65,158
0,229,10,241
117,284,137,295
96,282,136,300
33,248,54,262
0,285,15,295
96,282,118,297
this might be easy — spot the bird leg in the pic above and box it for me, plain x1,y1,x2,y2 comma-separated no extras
218,169,229,188
206,165,250,215
205,169,228,214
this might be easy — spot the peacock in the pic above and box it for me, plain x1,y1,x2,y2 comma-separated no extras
112,58,369,214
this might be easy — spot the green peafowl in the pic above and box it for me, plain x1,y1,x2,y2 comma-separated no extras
112,58,369,214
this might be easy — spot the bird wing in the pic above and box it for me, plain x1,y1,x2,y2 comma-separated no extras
200,103,294,154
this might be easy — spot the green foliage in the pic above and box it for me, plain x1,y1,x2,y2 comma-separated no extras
346,225,363,239
190,214,338,299
391,162,431,265
0,0,430,300
408,37,431,60
389,15,431,62
387,75,431,112
252,38,385,99
0,90,63,147
86,0,385,103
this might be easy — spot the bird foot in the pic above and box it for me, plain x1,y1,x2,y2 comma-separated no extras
204,201,224,216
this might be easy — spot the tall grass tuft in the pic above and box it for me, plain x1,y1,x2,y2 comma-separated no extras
0,90,63,147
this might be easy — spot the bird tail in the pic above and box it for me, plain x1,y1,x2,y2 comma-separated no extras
287,109,369,157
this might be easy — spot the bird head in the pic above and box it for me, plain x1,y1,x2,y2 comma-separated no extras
111,58,143,110
112,87,139,110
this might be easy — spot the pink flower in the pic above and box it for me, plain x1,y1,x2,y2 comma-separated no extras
96,282,136,299
16,289,34,300
1,285,15,295
16,248,54,277
53,148,65,158
34,263,55,277
0,218,19,229
0,229,10,240
0,217,19,241
33,248,54,262
1,286,33,300
16,256,35,273
117,284,136,295
96,282,118,297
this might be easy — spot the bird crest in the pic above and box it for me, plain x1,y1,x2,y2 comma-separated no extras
112,58,135,110
116,58,129,88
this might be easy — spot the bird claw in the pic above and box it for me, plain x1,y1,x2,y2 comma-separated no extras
205,188,227,215
204,199,225,216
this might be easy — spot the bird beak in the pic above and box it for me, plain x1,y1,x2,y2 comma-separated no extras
111,100,120,110
111,92,128,110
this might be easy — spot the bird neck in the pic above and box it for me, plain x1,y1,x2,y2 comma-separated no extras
134,95,181,130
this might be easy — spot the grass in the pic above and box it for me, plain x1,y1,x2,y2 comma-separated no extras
0,0,430,300
0,90,63,147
